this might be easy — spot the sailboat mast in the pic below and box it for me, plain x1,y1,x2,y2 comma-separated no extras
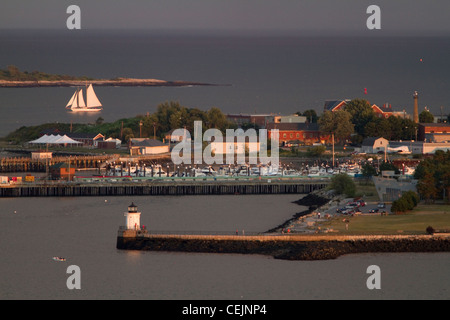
75,87,79,109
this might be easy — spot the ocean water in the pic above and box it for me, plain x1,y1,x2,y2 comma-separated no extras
0,194,449,300
0,30,449,137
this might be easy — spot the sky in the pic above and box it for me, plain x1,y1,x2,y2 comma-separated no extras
1,0,450,35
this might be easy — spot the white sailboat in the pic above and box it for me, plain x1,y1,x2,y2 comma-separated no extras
66,84,103,112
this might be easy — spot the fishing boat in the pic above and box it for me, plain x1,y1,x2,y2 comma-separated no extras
52,257,66,262
66,84,103,112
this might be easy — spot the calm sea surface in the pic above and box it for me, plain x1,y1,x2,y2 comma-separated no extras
0,194,449,300
0,30,450,136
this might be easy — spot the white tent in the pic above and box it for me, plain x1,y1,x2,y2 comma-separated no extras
29,134,60,144
29,134,81,145
53,135,82,145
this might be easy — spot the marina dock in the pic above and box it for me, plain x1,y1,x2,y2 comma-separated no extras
0,178,328,197
0,154,112,173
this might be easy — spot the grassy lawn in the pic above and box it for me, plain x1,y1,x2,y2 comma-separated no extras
354,181,379,201
320,204,450,235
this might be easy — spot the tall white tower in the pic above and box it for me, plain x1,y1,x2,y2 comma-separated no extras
125,202,141,230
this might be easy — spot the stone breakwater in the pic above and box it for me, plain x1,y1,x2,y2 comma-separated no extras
0,78,221,88
116,233,450,261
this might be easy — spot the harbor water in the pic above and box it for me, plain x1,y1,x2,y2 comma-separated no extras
0,194,449,300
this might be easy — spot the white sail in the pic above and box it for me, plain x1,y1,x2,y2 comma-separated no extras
77,89,86,107
86,84,102,108
66,91,77,109
65,85,102,112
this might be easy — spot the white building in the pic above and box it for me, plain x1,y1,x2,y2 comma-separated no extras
210,137,260,155
105,137,122,148
31,151,53,160
124,203,141,230
389,141,450,154
274,114,307,124
129,138,170,155
361,137,389,154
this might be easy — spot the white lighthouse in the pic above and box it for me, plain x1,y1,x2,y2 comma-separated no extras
125,202,141,230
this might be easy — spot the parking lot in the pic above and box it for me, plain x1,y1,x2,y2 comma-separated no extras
323,198,391,217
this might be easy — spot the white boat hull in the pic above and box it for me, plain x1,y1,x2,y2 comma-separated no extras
68,108,102,112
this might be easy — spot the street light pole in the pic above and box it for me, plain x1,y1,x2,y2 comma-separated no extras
332,132,335,168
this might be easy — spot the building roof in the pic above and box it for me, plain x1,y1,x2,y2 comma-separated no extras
50,162,75,169
361,137,387,146
323,100,350,111
266,122,320,131
419,123,450,127
40,129,104,140
130,139,168,147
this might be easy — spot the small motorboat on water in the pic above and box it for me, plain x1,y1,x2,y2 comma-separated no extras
53,257,66,262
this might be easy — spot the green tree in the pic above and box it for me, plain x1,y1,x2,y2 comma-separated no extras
318,110,354,143
299,109,318,123
141,114,160,138
329,173,356,197
122,127,134,143
417,171,438,204
361,163,377,183
403,190,420,208
345,99,377,137
7,65,20,78
379,162,400,174
95,117,104,125
401,118,418,140
391,197,409,213
207,107,229,132
419,109,434,123
364,117,391,139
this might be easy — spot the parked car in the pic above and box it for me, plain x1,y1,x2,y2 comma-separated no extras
341,209,352,215
356,200,366,207
378,202,386,208
369,208,379,213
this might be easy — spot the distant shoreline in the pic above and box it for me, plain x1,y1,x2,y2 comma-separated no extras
0,78,226,88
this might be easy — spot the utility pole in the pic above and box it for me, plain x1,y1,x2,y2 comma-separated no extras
332,133,335,168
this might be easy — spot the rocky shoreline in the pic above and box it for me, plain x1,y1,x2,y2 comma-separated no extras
265,191,333,233
0,78,224,88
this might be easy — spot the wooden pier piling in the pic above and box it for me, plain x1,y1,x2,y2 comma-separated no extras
0,180,328,197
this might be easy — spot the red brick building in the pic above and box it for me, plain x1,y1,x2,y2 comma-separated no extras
324,100,408,119
418,123,450,142
266,123,331,145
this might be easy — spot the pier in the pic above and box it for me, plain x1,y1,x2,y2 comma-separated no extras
0,154,112,173
0,179,328,197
